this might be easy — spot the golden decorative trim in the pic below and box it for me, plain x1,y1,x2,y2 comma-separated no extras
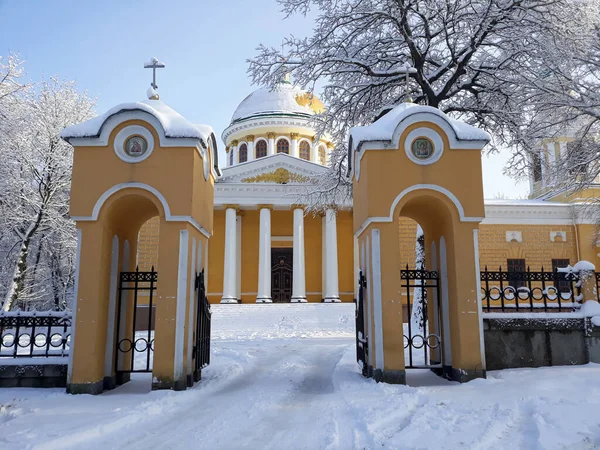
290,133,299,140
225,146,230,153
246,135,255,142
257,204,274,210
223,204,240,212
267,132,276,139
242,168,310,184
231,140,239,146
326,142,334,149
291,203,306,210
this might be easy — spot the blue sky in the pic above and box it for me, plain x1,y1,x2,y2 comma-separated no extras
0,0,528,198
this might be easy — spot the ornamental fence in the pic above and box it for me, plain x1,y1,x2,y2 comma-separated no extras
480,266,580,313
0,311,71,360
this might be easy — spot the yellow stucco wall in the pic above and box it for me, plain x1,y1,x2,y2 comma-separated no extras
478,224,579,270
138,217,160,271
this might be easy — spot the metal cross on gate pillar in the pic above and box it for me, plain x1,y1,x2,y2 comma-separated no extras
144,57,166,90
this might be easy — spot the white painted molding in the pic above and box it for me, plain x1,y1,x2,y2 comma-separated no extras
65,110,221,182
371,229,384,370
403,127,444,165
222,116,315,142
174,229,189,382
186,238,197,377
505,231,523,243
104,235,119,379
113,125,155,163
349,110,488,179
70,182,211,239
117,240,130,370
355,184,484,238
550,231,567,242
473,229,486,371
67,228,82,384
365,235,374,367
439,236,452,366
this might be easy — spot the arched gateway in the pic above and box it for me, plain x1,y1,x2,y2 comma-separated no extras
61,95,219,394
349,103,490,383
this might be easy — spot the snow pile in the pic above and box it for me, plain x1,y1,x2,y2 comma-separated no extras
557,260,596,274
211,304,355,340
580,300,600,317
350,103,490,147
230,84,315,123
61,100,213,142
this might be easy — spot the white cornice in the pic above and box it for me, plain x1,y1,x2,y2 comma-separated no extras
482,202,599,225
215,183,351,209
222,116,315,143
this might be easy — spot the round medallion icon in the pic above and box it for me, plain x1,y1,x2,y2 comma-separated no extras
125,135,148,157
411,138,433,159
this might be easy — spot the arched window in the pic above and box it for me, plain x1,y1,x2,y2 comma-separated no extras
318,145,327,165
276,138,289,154
239,143,248,163
229,149,234,165
255,140,267,158
299,141,310,160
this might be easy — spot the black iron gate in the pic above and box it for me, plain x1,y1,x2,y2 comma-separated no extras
192,269,211,382
400,267,442,369
355,271,369,377
271,248,293,302
115,267,157,376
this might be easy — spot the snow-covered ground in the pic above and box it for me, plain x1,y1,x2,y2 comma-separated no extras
1,304,600,449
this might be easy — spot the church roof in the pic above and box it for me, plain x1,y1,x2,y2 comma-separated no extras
230,83,324,124
61,99,213,143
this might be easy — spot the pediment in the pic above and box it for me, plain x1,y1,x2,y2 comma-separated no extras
217,153,327,184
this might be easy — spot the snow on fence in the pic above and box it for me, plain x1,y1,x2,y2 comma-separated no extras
0,311,71,362
480,266,581,313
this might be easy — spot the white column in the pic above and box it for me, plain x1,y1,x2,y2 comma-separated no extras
291,134,299,158
291,207,307,302
267,133,275,156
103,235,119,381
247,137,254,162
323,209,340,302
221,207,238,303
231,141,238,165
322,214,326,299
257,206,273,302
236,214,242,301
311,141,319,164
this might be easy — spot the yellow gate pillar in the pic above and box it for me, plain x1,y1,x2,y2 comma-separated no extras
349,103,490,383
61,94,220,394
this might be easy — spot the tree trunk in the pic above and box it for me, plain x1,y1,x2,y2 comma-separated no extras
2,208,45,311
410,225,426,333
3,237,32,311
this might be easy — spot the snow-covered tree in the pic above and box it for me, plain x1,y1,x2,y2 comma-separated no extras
504,24,600,199
248,0,599,211
0,76,95,311
410,225,426,334
0,53,26,112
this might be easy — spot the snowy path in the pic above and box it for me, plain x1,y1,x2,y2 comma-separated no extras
119,339,373,450
1,304,600,449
